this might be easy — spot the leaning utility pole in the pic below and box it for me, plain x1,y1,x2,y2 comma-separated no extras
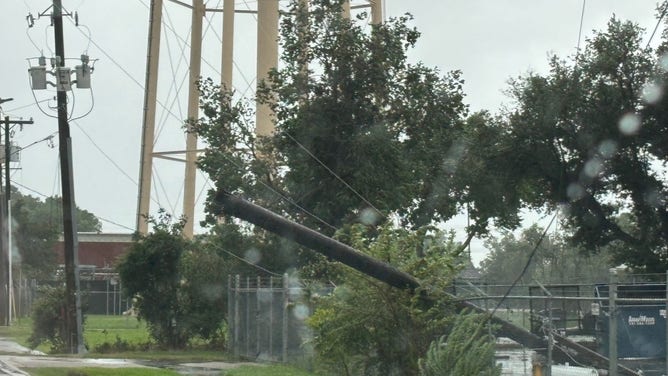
3,115,33,325
52,0,84,354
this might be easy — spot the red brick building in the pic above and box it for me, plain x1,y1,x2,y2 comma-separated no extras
54,233,133,270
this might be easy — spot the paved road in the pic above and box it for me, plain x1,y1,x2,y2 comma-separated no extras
0,337,259,375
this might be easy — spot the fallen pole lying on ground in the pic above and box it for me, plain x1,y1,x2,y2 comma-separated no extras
213,190,640,376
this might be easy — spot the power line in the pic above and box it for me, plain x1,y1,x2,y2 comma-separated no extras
282,132,383,217
647,1,668,49
70,120,138,186
489,212,558,317
12,181,134,231
575,0,586,65
216,147,338,232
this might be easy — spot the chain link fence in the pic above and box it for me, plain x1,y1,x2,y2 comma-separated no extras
228,274,321,363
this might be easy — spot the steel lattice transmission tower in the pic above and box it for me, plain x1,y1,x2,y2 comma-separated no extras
136,0,384,237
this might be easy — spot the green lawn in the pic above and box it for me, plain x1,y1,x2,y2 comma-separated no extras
25,368,180,376
0,315,230,361
224,365,317,376
0,315,150,354
1,316,317,375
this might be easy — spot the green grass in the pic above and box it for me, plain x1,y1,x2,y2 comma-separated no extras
25,367,180,376
0,315,233,362
224,365,317,376
83,315,150,351
0,315,150,354
0,317,33,347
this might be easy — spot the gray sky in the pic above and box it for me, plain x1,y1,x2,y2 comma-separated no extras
0,0,661,265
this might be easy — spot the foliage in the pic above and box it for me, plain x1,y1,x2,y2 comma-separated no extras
475,17,668,271
11,190,102,279
118,211,234,349
117,211,191,349
480,225,614,284
193,0,472,236
177,238,228,344
25,368,181,376
225,365,316,376
418,310,500,376
28,285,69,352
307,225,461,376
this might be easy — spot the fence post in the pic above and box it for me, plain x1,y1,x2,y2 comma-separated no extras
282,273,289,362
234,274,240,357
269,276,274,359
256,276,261,357
227,275,233,353
246,276,251,357
609,269,618,376
665,270,667,376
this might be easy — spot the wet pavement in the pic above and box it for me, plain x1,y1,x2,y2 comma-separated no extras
0,337,259,375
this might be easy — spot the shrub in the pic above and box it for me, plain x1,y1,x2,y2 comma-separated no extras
307,224,461,376
419,310,501,376
28,285,69,352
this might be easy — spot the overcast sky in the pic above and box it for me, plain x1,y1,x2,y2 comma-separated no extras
0,1,662,265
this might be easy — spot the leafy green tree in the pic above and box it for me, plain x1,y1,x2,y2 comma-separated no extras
468,17,668,271
307,224,462,376
419,310,500,376
194,0,471,234
11,190,102,279
117,211,191,349
479,225,613,285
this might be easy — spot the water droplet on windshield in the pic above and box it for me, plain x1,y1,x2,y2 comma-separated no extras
583,157,604,178
567,183,586,201
641,82,663,104
598,140,618,159
244,247,261,264
618,113,641,135
360,207,380,225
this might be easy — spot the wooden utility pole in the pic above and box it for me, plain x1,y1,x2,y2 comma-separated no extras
53,0,84,354
3,116,33,325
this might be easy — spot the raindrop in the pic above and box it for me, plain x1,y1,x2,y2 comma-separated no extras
583,157,604,178
598,140,618,159
567,183,586,201
660,53,668,72
244,247,261,265
359,207,380,225
200,283,223,301
641,82,663,104
644,188,665,208
293,303,310,321
618,113,641,136
442,142,467,174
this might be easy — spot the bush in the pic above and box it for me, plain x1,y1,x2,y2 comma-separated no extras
118,211,228,349
28,285,69,352
307,224,461,376
419,310,501,376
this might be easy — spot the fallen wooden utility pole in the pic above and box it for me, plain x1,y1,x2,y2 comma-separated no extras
214,190,419,290
213,190,639,376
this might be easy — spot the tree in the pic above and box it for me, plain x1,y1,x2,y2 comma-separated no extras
470,17,668,272
11,190,102,279
307,224,462,376
479,225,613,285
194,0,470,234
117,211,191,349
